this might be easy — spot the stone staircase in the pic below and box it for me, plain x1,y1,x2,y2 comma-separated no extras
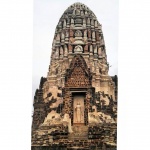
68,125,88,140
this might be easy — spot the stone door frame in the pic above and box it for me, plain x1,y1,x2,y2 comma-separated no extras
62,86,95,126
71,91,86,126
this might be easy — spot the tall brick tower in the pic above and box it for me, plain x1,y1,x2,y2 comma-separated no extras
32,2,117,150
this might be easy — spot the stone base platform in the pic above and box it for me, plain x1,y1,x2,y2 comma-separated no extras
32,124,117,150
32,138,116,150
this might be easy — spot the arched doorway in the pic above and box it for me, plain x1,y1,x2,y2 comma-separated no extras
62,55,95,125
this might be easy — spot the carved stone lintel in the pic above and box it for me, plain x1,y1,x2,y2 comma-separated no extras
75,30,82,37
74,45,83,53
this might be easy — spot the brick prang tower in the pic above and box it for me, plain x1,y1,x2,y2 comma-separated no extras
32,2,117,150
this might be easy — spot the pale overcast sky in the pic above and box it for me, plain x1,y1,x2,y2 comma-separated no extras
33,0,118,97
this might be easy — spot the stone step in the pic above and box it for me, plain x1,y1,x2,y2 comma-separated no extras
68,125,88,140
67,147,90,150
69,137,88,140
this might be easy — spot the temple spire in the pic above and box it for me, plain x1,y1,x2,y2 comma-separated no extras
32,2,117,149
